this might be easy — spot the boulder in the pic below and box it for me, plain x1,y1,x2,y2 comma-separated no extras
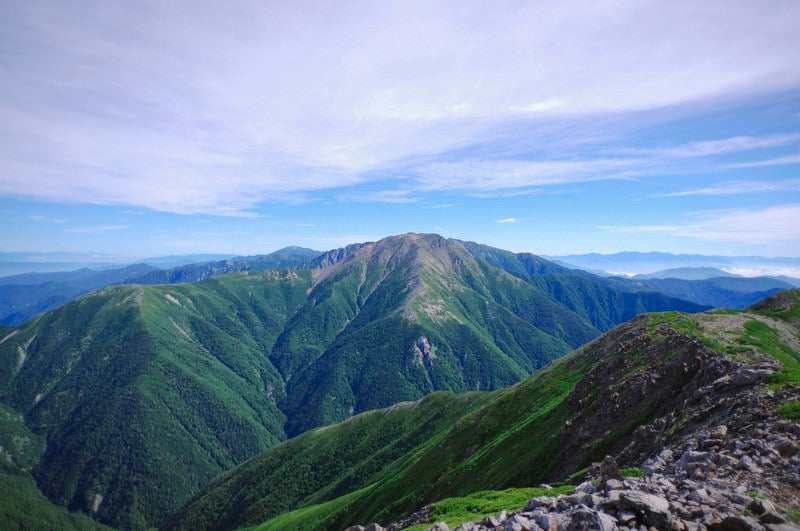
618,490,673,528
710,514,765,530
561,506,618,531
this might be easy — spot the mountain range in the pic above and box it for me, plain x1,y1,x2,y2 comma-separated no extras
0,234,797,529
545,251,800,282
0,233,707,529
2,242,795,327
0,247,320,325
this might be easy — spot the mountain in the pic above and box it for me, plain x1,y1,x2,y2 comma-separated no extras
127,246,322,285
0,264,160,326
545,251,800,279
166,290,800,531
0,233,708,528
0,248,321,326
633,266,737,280
620,275,795,309
0,252,234,277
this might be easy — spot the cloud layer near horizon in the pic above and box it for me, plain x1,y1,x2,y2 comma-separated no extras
2,0,799,215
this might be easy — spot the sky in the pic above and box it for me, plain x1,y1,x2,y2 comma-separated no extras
1,0,800,262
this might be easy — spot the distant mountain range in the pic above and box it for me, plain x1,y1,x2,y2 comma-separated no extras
0,252,237,277
2,244,796,326
545,251,800,282
0,233,708,528
0,247,321,325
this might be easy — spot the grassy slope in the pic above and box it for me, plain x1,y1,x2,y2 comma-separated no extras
172,290,800,531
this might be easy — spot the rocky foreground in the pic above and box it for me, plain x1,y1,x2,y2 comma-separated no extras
350,377,800,531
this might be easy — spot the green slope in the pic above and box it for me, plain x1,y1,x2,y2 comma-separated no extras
0,233,714,528
168,290,800,531
280,234,599,435
0,271,311,528
0,403,109,530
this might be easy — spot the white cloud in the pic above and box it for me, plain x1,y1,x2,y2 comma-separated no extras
497,218,520,224
1,1,799,214
410,158,643,192
658,179,800,197
727,154,800,168
620,134,800,158
63,225,129,233
600,204,800,247
338,189,419,203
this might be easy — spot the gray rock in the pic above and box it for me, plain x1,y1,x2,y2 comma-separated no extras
733,369,761,386
764,524,800,531
747,498,777,516
710,425,729,438
773,438,799,458
484,510,507,527
601,455,622,480
760,512,787,525
713,375,733,389
618,490,673,528
605,479,626,491
365,525,386,531
504,513,539,531
560,506,618,531
427,522,450,531
531,510,564,531
710,514,765,530
527,496,556,511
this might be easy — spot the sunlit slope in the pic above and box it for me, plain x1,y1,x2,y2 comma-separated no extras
0,233,714,528
0,271,309,528
168,290,799,531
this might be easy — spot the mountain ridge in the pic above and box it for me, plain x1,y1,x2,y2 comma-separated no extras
0,233,709,528
167,290,800,531
0,233,761,528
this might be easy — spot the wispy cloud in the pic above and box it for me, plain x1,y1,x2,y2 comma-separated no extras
726,154,800,168
600,204,800,246
63,225,129,233
620,134,800,158
409,158,642,192
1,1,799,214
657,179,800,197
497,217,521,224
338,189,419,203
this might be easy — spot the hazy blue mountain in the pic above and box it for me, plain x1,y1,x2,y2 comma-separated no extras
0,264,160,326
633,267,737,280
128,247,322,284
545,251,800,279
0,248,322,326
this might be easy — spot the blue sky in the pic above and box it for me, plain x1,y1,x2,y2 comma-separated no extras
1,0,799,261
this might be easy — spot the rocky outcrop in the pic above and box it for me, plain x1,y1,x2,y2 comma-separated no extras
415,383,800,531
